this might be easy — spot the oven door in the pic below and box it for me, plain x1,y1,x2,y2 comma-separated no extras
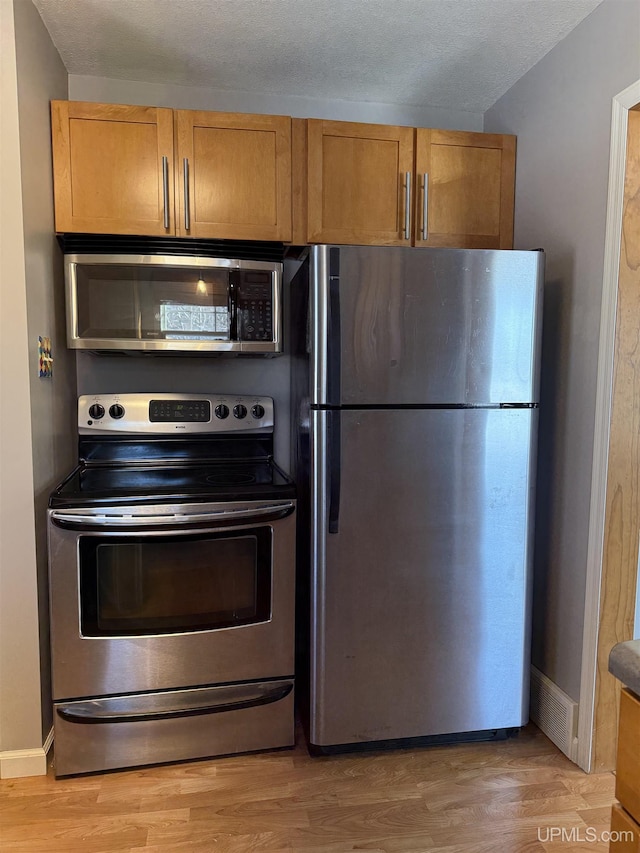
48,500,295,700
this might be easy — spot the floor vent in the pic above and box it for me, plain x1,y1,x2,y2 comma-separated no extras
530,666,579,762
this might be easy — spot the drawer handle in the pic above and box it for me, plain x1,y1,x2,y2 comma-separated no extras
57,683,293,724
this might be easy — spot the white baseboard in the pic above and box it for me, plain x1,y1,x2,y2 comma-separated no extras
0,727,53,779
530,666,579,763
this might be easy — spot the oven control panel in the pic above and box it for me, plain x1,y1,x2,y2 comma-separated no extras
79,394,274,434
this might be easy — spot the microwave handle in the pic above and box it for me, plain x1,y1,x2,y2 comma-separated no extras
229,274,238,340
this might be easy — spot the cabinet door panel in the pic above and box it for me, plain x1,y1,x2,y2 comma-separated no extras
176,111,291,241
415,129,515,249
307,120,415,245
51,101,174,236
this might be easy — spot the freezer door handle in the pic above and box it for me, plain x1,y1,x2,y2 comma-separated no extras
327,248,342,406
328,410,341,534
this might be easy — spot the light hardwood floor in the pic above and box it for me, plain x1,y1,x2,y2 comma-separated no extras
0,724,614,853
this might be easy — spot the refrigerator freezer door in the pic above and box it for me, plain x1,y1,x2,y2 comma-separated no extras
310,245,543,406
310,407,536,747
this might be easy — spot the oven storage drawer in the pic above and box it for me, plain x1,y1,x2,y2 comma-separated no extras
53,680,294,776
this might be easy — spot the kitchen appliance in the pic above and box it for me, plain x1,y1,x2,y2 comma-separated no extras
48,393,295,776
64,253,282,354
290,244,544,751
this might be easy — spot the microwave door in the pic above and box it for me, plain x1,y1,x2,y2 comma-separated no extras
66,254,283,354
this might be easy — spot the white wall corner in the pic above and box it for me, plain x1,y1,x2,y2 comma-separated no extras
0,727,53,779
530,666,579,763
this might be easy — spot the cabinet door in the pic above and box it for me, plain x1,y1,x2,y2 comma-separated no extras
307,120,415,246
414,129,515,249
175,111,291,241
51,101,174,236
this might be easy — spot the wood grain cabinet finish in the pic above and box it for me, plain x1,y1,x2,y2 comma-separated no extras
609,690,640,851
175,111,292,241
616,689,640,824
51,101,175,236
51,102,292,241
305,120,515,248
306,119,415,246
414,129,516,249
610,803,640,851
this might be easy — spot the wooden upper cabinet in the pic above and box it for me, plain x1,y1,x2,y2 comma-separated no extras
175,111,292,241
51,101,175,236
414,129,516,249
306,120,415,246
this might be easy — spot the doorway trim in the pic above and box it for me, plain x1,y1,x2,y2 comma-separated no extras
577,78,640,772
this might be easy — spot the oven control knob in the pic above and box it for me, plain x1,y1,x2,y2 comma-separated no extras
215,404,229,419
233,404,247,419
88,403,105,420
251,404,265,419
109,404,125,420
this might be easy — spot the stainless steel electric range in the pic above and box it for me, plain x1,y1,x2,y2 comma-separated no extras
47,393,296,777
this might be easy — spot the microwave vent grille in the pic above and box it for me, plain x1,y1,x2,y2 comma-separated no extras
58,234,285,263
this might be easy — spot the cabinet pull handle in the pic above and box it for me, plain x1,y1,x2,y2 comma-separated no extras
421,172,429,241
183,158,190,231
403,171,411,240
161,156,169,229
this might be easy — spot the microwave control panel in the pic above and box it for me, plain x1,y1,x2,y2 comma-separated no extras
237,272,273,342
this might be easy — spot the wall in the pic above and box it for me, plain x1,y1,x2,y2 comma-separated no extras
484,0,640,702
68,75,483,131
0,0,44,765
13,0,75,740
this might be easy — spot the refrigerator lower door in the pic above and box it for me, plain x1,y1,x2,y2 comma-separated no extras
310,407,537,747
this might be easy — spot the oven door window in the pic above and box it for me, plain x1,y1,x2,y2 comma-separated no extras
79,530,271,637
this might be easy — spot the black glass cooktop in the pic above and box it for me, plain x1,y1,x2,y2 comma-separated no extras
49,438,295,508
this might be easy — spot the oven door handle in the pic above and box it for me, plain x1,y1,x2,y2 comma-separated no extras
49,501,295,531
56,682,293,725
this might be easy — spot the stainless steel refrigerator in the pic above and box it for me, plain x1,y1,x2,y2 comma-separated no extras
290,244,544,752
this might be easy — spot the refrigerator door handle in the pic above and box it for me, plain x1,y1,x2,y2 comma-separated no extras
327,249,342,405
327,409,341,534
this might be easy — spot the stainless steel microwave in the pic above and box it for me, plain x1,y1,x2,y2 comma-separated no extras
64,254,283,355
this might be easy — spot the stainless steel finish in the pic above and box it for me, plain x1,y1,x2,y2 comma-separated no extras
161,155,169,229
64,254,283,354
403,170,411,240
290,244,545,749
48,502,296,700
78,393,274,435
309,245,544,406
51,500,295,528
310,245,330,406
53,680,294,776
310,407,537,746
421,172,429,241
183,157,190,230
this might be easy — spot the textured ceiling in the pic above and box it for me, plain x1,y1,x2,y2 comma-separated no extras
33,0,604,112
